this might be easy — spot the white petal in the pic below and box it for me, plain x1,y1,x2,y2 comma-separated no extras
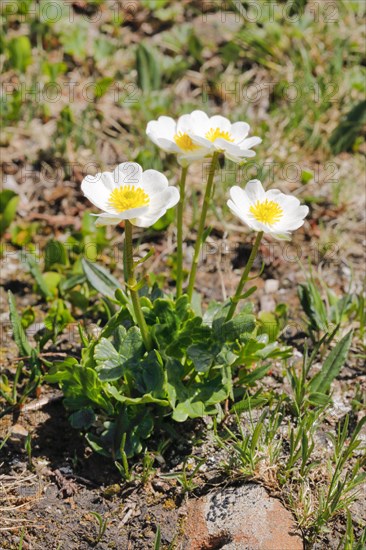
81,174,112,211
189,134,214,149
227,199,256,230
146,121,162,146
146,117,176,140
284,217,307,230
113,162,143,187
214,139,242,152
98,171,116,191
162,186,180,209
156,116,177,138
245,180,266,203
141,170,169,195
208,115,231,132
189,110,210,135
176,113,195,134
214,139,257,161
227,198,247,221
178,149,210,165
153,137,180,153
134,188,179,228
94,214,123,227
225,150,257,162
298,205,309,218
96,206,149,220
230,121,250,141
149,187,180,210
238,136,262,149
229,185,248,209
274,205,309,231
270,191,300,209
133,208,167,228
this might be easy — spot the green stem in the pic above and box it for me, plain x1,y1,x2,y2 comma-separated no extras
187,152,219,300
124,220,152,351
176,165,188,298
226,231,264,321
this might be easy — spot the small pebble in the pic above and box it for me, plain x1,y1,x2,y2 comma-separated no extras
264,279,279,294
260,295,276,312
9,423,29,442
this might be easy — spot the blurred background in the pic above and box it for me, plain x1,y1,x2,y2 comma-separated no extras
0,3,365,547
1,0,365,289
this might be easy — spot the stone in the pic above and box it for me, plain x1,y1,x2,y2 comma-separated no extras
9,423,29,442
264,279,279,294
260,295,276,312
182,483,303,550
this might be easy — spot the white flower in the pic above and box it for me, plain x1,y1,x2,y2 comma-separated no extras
187,110,262,163
146,113,211,166
81,162,180,228
227,180,309,240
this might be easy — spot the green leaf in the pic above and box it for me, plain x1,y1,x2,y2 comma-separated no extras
42,299,74,345
153,298,177,326
154,526,161,550
119,326,144,361
329,100,366,154
165,357,185,409
301,170,313,184
309,330,353,394
298,282,328,332
8,290,33,357
211,302,231,334
25,255,53,299
136,43,161,91
7,36,32,73
238,364,271,385
42,272,62,296
44,240,68,270
219,311,256,341
59,274,86,293
288,0,308,16
67,290,89,310
82,258,123,300
95,338,121,367
142,350,166,398
69,408,96,430
85,433,111,457
151,207,175,231
308,392,331,406
171,371,231,422
46,363,112,413
134,248,155,267
187,342,219,373
0,190,19,235
172,401,213,422
95,338,124,381
231,391,268,413
106,386,169,407
94,77,114,99
257,311,280,342
94,327,145,381
21,306,35,329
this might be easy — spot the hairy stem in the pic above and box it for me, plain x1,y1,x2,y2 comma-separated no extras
124,220,152,351
226,231,264,321
176,165,188,298
187,152,219,300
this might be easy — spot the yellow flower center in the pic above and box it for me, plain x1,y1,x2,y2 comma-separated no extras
108,185,150,213
174,132,199,152
250,199,283,225
205,128,234,142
